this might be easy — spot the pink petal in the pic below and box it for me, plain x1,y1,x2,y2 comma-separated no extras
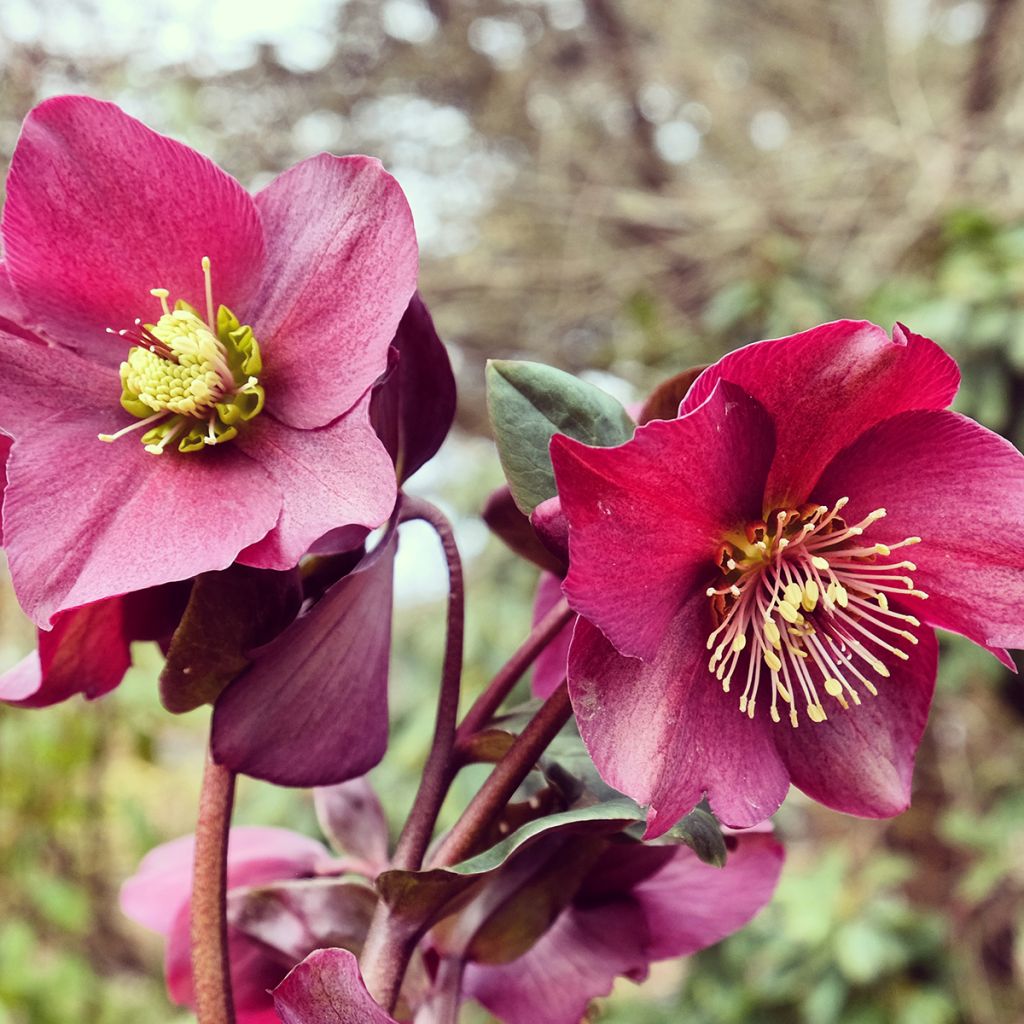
235,398,397,570
813,408,1024,655
212,530,396,786
0,596,131,707
531,572,574,699
463,902,648,1024
681,322,961,506
273,948,399,1024
119,826,331,936
568,602,791,835
0,430,10,545
3,95,264,361
0,328,113,439
632,831,784,959
552,381,774,661
251,155,418,429
4,408,281,627
773,621,938,817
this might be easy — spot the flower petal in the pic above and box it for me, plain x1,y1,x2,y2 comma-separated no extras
370,293,456,484
0,596,130,707
553,381,775,661
463,902,648,1024
568,600,791,835
531,572,574,699
251,155,418,429
2,95,264,360
212,529,396,787
814,408,1024,655
314,779,391,869
630,831,784,959
273,948,400,1024
235,398,397,571
773,621,938,817
0,429,10,545
0,328,113,439
120,826,331,937
3,409,281,626
682,322,961,506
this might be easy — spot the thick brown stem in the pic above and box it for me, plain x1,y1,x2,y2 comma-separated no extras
190,750,236,1024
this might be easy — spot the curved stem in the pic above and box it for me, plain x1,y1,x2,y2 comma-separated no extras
392,495,465,872
455,596,574,752
190,748,236,1024
430,680,572,869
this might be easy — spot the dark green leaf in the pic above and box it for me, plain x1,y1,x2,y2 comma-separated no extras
486,359,635,514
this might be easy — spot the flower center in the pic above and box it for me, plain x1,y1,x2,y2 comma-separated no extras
98,257,265,455
705,498,927,727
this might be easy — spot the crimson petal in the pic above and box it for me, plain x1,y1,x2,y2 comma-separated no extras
273,948,399,1024
553,381,774,661
682,322,960,507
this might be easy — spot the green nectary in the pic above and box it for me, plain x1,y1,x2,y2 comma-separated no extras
116,300,265,455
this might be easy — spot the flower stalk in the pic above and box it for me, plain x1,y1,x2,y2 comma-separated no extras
190,749,237,1024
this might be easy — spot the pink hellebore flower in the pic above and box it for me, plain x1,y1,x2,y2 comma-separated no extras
552,321,1024,834
0,95,417,628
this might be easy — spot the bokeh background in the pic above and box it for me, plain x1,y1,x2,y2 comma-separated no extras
2,1,1024,1021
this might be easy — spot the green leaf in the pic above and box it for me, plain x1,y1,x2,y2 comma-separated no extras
159,564,302,713
658,805,728,867
486,359,635,514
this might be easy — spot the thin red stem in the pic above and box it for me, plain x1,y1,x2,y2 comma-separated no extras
455,596,573,752
430,680,572,868
190,750,236,1024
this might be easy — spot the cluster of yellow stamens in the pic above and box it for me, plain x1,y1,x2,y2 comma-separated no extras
98,257,264,455
705,498,926,727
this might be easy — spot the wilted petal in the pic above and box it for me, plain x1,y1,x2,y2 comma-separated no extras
774,622,938,817
3,408,280,626
314,779,391,868
273,948,399,1024
252,155,418,429
813,408,1024,656
553,381,775,661
2,95,265,361
236,397,397,571
212,530,396,786
682,321,960,506
569,604,790,835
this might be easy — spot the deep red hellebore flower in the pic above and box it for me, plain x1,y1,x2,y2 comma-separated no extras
0,95,417,628
552,321,1024,834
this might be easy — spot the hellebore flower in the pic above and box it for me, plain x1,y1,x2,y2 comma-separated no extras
0,95,417,628
552,321,1024,833
120,781,387,1023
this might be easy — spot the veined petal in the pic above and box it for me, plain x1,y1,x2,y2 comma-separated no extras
251,155,418,429
212,529,396,787
235,396,397,571
553,381,774,662
682,322,961,506
4,409,281,627
813,409,1024,655
568,601,791,835
0,430,10,545
2,95,265,361
774,620,938,817
273,948,401,1024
